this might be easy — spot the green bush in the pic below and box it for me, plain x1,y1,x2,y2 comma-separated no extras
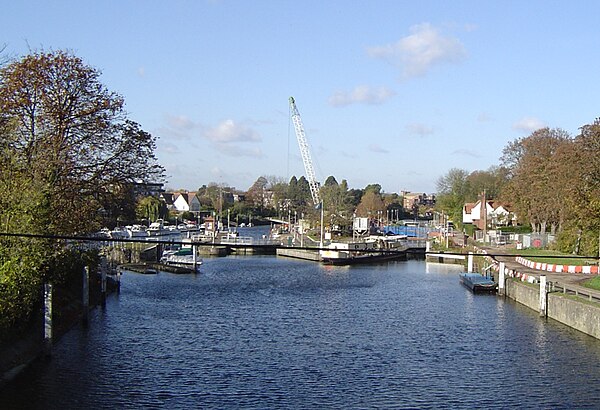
0,256,43,331
554,224,599,257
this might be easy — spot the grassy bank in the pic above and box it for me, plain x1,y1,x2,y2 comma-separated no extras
583,276,600,292
507,248,596,266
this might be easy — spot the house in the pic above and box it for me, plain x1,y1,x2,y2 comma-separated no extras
159,192,175,210
172,192,201,213
489,203,516,227
401,192,436,209
233,193,246,202
463,200,516,229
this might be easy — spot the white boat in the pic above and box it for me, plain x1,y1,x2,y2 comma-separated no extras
127,224,149,238
147,219,172,236
148,219,164,233
161,247,202,271
109,227,129,239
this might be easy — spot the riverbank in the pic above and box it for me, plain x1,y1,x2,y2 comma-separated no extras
478,246,600,340
0,271,118,388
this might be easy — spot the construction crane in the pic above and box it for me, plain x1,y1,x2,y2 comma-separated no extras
289,97,321,206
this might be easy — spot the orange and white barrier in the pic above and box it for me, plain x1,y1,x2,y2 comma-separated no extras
516,256,599,274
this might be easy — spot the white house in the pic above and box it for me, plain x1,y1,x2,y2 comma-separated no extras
463,200,515,230
173,192,201,212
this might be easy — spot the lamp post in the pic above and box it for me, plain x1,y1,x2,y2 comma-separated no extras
319,201,324,249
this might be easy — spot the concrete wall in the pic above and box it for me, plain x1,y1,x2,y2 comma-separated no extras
506,279,600,340
505,280,539,311
276,248,321,261
548,295,600,339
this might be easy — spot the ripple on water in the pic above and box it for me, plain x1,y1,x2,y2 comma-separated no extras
3,259,600,409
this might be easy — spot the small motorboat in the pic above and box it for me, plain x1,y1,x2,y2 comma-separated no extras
459,273,497,293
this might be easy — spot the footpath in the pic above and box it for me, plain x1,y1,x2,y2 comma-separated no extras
476,244,600,339
480,245,600,295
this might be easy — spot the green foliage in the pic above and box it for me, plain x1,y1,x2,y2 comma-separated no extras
553,223,600,257
435,192,464,228
506,247,593,265
497,225,531,234
136,196,164,222
0,256,42,330
0,50,163,334
364,183,382,195
583,276,600,292
498,122,599,245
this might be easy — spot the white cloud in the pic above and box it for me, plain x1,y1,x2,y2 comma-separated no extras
512,117,546,133
406,122,434,137
329,85,396,107
367,23,467,79
204,120,263,157
157,115,263,158
137,67,146,77
368,143,390,154
167,114,195,130
157,114,198,140
204,119,261,143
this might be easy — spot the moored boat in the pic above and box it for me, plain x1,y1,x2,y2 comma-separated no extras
459,273,497,293
320,236,408,265
161,247,202,272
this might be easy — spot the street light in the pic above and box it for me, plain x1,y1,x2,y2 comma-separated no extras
319,201,324,249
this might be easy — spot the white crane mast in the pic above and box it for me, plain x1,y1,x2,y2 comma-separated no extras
289,97,321,206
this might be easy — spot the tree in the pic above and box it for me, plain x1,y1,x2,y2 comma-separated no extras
435,168,470,225
500,128,571,233
553,120,600,254
246,176,268,211
355,190,385,218
136,196,165,223
323,175,338,186
0,50,164,235
465,166,509,201
0,50,164,331
364,183,382,195
436,168,470,196
320,177,354,231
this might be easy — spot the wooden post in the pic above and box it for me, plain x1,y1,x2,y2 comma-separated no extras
467,252,474,273
100,258,107,307
116,267,121,293
539,275,547,317
193,244,198,272
43,282,53,356
498,262,505,296
82,266,89,326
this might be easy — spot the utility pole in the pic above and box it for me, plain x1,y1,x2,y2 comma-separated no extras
482,189,487,244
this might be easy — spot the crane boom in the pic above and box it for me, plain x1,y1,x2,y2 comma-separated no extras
289,97,321,206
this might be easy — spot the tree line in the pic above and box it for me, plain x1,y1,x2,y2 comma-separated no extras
143,175,408,233
436,126,600,256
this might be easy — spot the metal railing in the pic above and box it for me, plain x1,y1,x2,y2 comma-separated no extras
549,281,600,303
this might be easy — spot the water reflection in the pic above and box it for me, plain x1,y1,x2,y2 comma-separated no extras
2,257,600,409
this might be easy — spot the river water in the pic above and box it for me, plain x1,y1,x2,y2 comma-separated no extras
2,256,600,409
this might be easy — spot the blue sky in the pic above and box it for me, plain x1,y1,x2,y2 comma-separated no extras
3,1,600,194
